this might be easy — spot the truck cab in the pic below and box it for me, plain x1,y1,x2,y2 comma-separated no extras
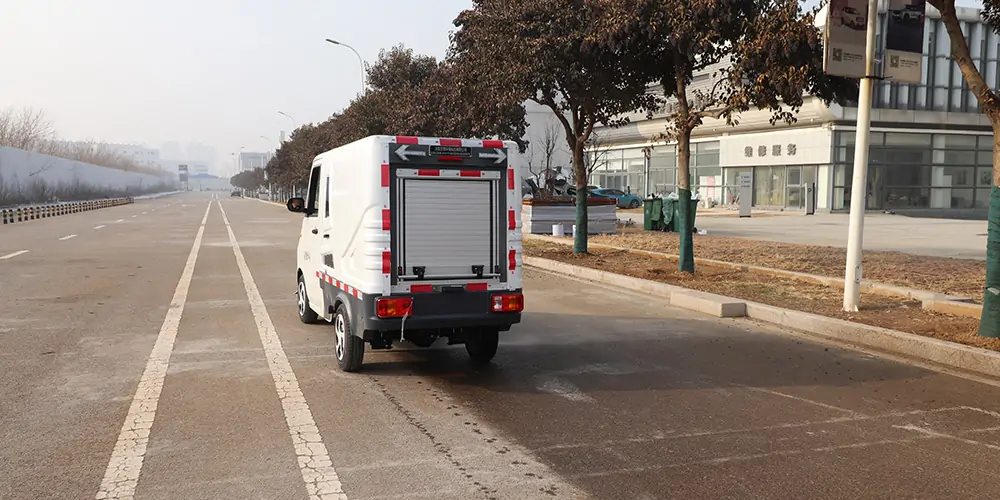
286,135,524,372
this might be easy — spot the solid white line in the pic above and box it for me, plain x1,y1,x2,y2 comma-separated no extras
95,201,213,500
59,234,77,241
0,250,29,260
217,200,347,500
94,225,106,230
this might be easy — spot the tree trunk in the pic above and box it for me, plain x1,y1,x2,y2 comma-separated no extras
572,144,588,254
980,133,1000,338
676,127,695,273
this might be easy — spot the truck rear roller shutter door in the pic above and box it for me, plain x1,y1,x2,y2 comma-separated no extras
401,179,495,280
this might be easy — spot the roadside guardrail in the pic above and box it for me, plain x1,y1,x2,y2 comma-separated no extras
1,197,134,225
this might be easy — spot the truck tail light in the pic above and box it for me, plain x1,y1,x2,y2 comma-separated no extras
376,297,413,318
491,293,523,313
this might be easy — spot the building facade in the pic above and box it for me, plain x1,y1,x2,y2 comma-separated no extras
588,2,995,217
238,151,272,172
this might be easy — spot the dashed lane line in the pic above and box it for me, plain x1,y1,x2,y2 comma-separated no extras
217,200,347,500
94,201,213,500
59,234,77,241
0,250,29,260
94,225,106,230
115,219,124,223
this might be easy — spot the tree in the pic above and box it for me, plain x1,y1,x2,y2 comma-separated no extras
928,0,999,337
600,0,856,272
0,106,54,151
525,121,567,198
451,0,657,253
265,44,529,193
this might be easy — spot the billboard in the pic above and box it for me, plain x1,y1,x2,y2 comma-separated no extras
824,0,869,78
884,0,927,83
178,164,188,182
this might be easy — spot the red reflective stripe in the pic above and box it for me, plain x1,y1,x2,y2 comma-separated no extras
466,283,488,291
483,140,503,148
418,169,440,176
395,136,418,144
437,156,464,162
381,209,391,231
411,284,433,293
507,169,515,190
460,170,481,177
508,210,516,230
316,271,322,278
382,251,391,274
439,138,462,146
381,164,390,187
508,250,517,271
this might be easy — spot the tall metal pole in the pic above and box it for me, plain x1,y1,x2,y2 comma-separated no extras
325,39,366,95
842,0,879,312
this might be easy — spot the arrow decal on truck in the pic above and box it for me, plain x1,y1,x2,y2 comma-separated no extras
478,148,507,164
395,145,428,162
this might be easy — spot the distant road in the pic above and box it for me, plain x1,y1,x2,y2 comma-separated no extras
3,192,1000,500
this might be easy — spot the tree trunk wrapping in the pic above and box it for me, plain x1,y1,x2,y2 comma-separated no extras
677,188,695,273
980,185,1000,338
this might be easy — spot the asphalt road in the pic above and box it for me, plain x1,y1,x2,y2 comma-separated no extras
3,192,1000,500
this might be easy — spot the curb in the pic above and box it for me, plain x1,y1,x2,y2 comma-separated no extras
1,197,134,225
525,256,1000,381
254,198,284,207
525,234,983,319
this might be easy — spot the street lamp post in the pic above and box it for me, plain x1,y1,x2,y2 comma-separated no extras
260,136,274,200
325,38,366,95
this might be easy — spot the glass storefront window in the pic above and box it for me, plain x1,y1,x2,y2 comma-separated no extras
943,150,977,164
976,188,993,209
939,134,978,149
934,166,975,186
884,133,928,147
978,151,993,165
884,164,931,186
648,168,675,195
979,167,995,186
979,136,995,150
884,187,931,208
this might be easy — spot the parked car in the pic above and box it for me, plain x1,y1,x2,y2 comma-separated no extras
592,188,643,209
231,190,242,197
564,185,600,197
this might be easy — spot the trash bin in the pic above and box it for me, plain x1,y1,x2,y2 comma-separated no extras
643,199,656,230
645,198,665,230
661,198,675,231
668,197,699,233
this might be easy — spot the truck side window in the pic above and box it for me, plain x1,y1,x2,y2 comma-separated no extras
324,176,330,217
306,165,322,216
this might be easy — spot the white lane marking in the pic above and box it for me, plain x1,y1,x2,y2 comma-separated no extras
94,225,106,230
142,212,147,215
217,200,347,500
894,424,1000,451
95,201,213,500
535,375,595,403
131,215,137,218
116,219,124,223
0,250,29,260
59,234,77,241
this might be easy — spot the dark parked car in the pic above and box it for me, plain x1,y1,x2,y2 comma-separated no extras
231,190,242,197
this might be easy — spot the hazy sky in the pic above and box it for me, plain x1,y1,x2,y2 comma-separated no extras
0,0,985,172
1,0,473,169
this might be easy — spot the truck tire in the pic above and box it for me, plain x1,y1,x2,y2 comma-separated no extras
465,329,499,364
297,274,320,324
334,304,365,372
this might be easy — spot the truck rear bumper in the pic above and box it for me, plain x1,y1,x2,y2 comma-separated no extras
358,289,522,338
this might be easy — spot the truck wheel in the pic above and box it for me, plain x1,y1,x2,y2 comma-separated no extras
333,305,365,372
297,274,319,324
465,329,499,364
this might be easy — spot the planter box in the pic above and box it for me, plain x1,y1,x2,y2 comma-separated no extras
521,199,617,235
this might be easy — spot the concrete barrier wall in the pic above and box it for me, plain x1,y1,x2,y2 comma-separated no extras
0,146,177,207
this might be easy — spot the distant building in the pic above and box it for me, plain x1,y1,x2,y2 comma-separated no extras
239,151,272,172
589,3,996,217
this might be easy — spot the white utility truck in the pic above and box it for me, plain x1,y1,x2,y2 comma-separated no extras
286,135,524,372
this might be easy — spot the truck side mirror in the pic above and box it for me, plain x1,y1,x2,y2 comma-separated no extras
286,197,306,213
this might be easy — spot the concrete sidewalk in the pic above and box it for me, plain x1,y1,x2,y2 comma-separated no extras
614,209,988,260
